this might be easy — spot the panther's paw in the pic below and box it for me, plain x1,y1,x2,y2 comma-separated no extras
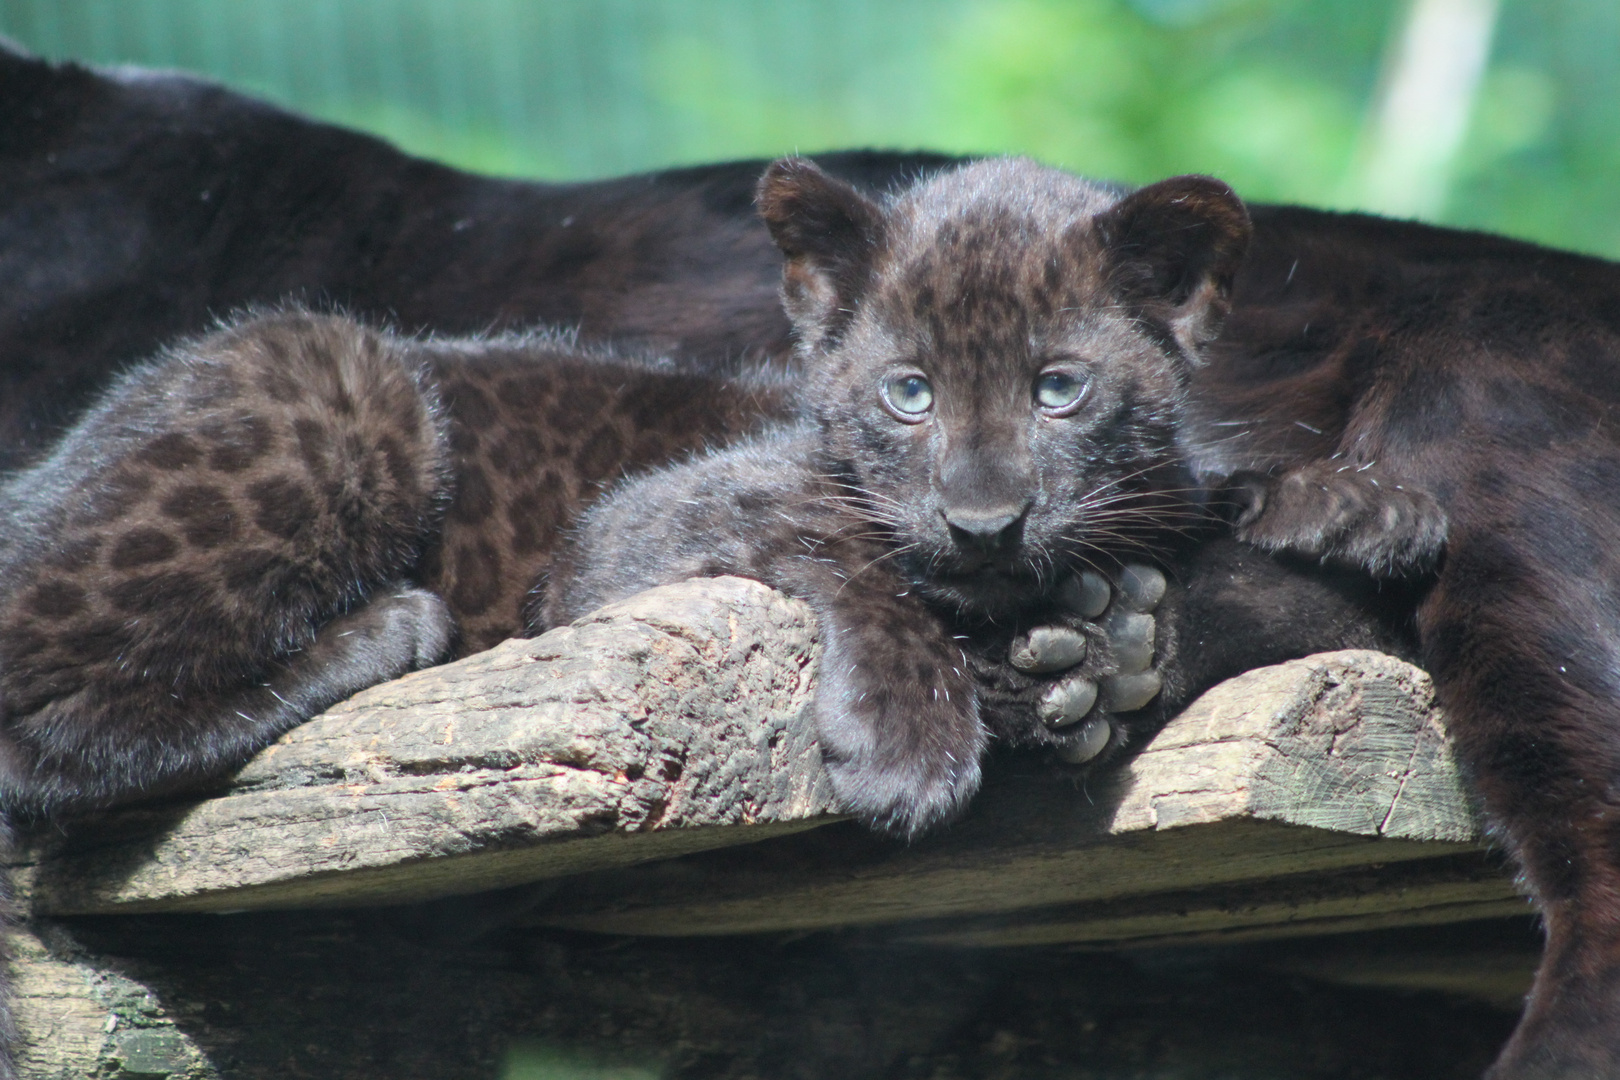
1000,563,1167,765
1226,463,1447,577
812,593,988,838
816,680,985,837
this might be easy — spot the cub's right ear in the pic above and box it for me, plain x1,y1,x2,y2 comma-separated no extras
757,157,885,349
1095,174,1251,357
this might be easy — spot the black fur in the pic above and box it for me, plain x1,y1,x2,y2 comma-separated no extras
1188,202,1620,1080
0,38,951,470
548,159,1251,835
552,154,1620,1078
9,43,1620,1077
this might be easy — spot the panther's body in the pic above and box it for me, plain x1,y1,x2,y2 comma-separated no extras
6,42,1620,1079
1197,204,1620,1079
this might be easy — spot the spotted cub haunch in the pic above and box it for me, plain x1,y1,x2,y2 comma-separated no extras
0,296,1140,835
0,311,781,818
0,317,451,814
548,157,1265,835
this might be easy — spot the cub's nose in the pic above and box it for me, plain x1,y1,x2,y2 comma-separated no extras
943,503,1030,552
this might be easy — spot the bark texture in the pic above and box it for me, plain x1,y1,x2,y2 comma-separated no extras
18,577,832,915
17,579,1519,945
5,576,1532,1078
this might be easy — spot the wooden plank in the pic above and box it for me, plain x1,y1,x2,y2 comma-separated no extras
9,925,123,1080
5,907,1526,1079
524,818,1509,940
16,577,1516,946
1250,922,1540,1008
522,651,1510,940
889,854,1529,948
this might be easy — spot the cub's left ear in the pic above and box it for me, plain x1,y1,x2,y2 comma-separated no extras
757,157,886,351
1094,175,1251,355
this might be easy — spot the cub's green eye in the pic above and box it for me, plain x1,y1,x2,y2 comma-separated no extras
881,374,935,421
1035,370,1088,414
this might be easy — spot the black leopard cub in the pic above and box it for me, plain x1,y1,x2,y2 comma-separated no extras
547,157,1268,835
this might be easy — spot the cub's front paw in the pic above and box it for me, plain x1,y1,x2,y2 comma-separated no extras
317,585,456,676
977,563,1168,766
1030,563,1166,764
275,585,455,705
814,620,986,838
1226,463,1447,576
820,730,983,839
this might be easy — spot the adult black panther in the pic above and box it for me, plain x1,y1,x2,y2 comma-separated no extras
7,41,1620,1078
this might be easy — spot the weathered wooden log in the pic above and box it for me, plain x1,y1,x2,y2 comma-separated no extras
5,574,1538,1077
13,575,1527,950
16,577,835,915
523,647,1524,946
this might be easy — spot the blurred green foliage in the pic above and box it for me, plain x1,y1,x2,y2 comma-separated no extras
502,1042,658,1080
4,0,1617,254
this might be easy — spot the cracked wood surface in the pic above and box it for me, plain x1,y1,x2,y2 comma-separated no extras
523,650,1523,944
17,577,834,915
15,577,1523,945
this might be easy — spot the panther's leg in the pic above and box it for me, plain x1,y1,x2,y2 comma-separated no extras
546,430,981,836
1426,531,1620,1078
998,457,1446,755
0,311,452,817
970,563,1169,766
811,589,986,838
3,586,452,814
971,538,1429,768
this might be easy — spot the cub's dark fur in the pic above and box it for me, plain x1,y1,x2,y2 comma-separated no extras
552,158,1262,835
0,312,784,818
553,153,1620,1080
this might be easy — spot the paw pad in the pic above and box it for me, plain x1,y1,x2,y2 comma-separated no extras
1010,626,1088,673
1102,611,1155,674
971,561,1167,768
1055,716,1112,764
1115,564,1167,612
1038,562,1166,742
1101,669,1162,712
1056,570,1112,618
1038,676,1098,728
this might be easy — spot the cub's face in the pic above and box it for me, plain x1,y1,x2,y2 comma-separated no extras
759,157,1251,618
